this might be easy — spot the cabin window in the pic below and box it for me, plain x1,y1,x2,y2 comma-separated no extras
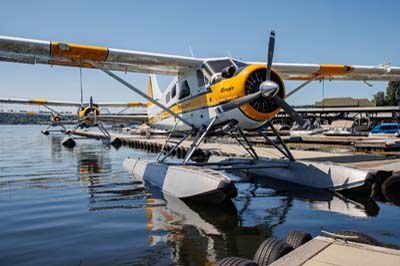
197,70,206,87
171,85,176,98
178,80,191,100
166,92,170,103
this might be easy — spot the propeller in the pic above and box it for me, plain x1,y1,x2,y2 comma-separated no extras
219,31,306,127
89,96,93,109
266,31,275,81
88,96,98,124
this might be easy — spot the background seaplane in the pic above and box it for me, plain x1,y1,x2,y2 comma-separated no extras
0,31,400,204
0,96,146,146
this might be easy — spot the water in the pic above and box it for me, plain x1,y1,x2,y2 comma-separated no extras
0,125,399,265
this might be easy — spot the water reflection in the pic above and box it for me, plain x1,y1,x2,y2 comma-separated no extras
49,135,63,162
75,143,149,211
71,143,380,264
136,174,380,264
252,176,380,218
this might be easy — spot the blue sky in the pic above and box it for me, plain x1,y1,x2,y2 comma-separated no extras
0,0,399,111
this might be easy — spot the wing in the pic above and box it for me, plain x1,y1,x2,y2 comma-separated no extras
0,36,203,75
97,102,146,108
0,97,82,107
269,63,400,81
1,35,399,80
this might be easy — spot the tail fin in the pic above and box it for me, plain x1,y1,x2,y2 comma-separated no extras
147,74,162,116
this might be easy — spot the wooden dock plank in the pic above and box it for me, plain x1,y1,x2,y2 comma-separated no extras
269,237,332,266
303,242,400,266
271,237,400,266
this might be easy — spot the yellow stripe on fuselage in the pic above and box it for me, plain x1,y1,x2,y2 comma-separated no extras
148,80,240,123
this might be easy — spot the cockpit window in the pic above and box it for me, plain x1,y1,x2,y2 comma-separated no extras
232,60,247,68
178,80,191,100
207,59,233,73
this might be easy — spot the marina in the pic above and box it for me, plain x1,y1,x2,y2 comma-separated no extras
1,2,400,265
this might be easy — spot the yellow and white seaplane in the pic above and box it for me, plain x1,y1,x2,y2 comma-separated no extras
0,96,146,146
0,31,399,204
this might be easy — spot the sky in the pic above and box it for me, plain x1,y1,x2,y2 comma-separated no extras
0,0,399,112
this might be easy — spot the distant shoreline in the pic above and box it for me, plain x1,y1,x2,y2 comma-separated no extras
0,113,75,125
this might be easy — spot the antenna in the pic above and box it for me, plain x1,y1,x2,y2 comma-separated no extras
188,46,194,57
227,50,232,58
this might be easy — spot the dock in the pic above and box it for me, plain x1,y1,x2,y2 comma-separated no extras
72,129,400,173
250,134,400,152
270,236,400,266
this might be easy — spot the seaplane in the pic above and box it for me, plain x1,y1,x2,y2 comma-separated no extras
0,31,400,204
0,96,146,146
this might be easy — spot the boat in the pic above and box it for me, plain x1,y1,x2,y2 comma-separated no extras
324,120,355,136
290,118,326,137
368,122,400,138
353,117,372,136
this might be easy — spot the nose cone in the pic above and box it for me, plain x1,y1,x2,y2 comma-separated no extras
260,80,279,97
86,111,96,120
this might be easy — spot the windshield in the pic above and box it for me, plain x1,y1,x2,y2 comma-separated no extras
207,59,233,73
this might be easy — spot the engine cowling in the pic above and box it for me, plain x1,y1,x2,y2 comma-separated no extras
239,64,285,122
79,105,100,125
50,114,62,123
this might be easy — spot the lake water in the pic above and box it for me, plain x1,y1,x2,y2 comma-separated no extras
0,125,399,266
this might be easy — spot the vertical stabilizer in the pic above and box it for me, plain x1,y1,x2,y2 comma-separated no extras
147,74,162,116
147,74,162,117
147,74,162,106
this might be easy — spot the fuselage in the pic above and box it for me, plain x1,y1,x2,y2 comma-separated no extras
147,60,285,132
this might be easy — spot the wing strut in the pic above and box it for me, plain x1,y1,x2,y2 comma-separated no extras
286,74,322,98
41,104,62,117
259,121,295,161
87,61,193,129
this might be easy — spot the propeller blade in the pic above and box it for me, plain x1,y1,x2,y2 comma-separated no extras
266,31,275,81
90,96,93,109
219,84,279,113
272,95,306,127
219,91,262,113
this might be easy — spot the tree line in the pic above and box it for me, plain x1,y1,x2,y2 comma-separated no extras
372,81,400,106
0,113,75,124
